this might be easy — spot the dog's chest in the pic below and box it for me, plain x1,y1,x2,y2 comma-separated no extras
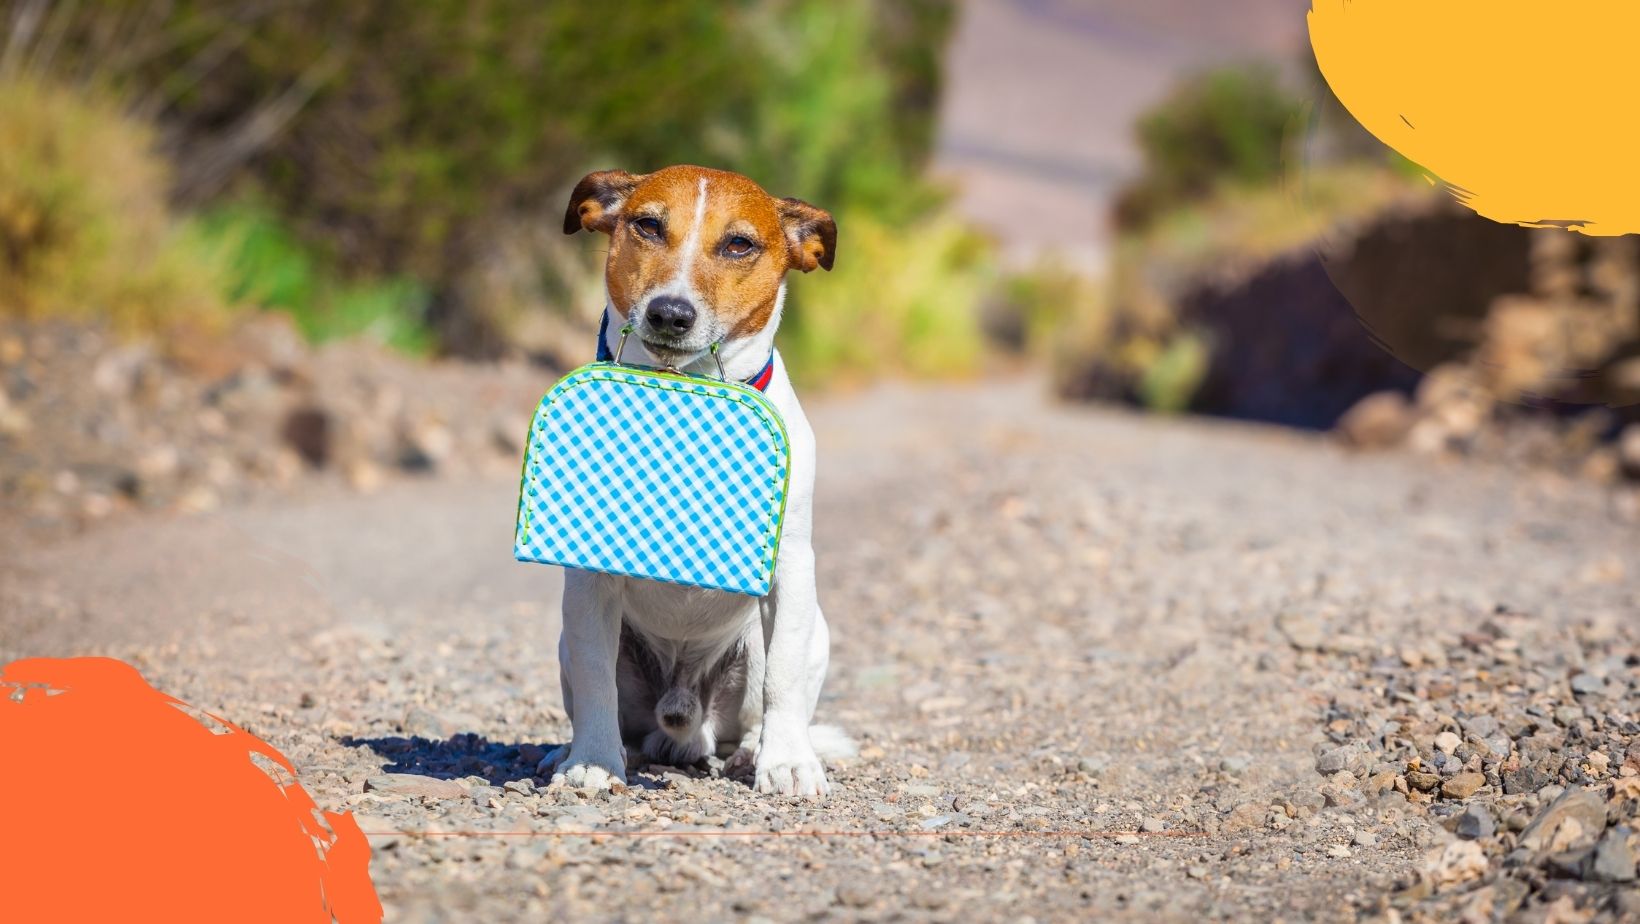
613,575,761,646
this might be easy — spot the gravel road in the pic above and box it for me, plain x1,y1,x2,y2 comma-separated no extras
4,379,1638,922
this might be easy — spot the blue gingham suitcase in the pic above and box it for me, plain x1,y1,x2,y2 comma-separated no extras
513,362,791,596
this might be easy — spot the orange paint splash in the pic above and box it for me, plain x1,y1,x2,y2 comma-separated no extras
1309,1,1640,234
0,657,381,923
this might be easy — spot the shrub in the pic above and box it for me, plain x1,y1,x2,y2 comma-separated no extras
779,212,991,383
1113,65,1304,231
0,79,226,331
187,205,431,353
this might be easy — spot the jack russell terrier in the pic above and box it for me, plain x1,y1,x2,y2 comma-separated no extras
540,165,851,797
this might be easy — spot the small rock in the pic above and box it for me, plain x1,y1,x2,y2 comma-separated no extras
1353,830,1378,848
1336,390,1414,449
1141,816,1167,833
364,774,466,800
1326,844,1353,859
1316,746,1355,775
1219,756,1250,775
1545,847,1593,879
1456,804,1497,840
1570,673,1605,696
1442,772,1486,800
345,460,384,493
1592,827,1637,883
281,406,331,468
1277,611,1325,650
1518,787,1608,853
1407,771,1442,792
1223,803,1264,833
1433,731,1462,754
1076,756,1109,776
1618,423,1640,480
1427,840,1489,887
834,884,873,908
398,416,454,471
1461,715,1501,738
1187,865,1209,879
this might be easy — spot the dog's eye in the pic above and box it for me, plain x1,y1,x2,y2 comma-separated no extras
632,217,663,240
722,236,756,257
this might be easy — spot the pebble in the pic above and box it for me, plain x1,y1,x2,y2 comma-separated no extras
1441,773,1486,800
1591,827,1637,883
1455,804,1497,840
834,884,873,908
1518,788,1609,852
1570,673,1605,696
1316,746,1354,774
1406,771,1441,792
1433,731,1462,755
1277,611,1325,650
364,774,466,801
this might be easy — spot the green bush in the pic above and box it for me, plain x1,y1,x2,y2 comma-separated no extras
0,78,229,331
1113,65,1304,231
187,206,431,353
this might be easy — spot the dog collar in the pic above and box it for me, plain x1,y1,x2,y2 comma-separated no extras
595,311,775,393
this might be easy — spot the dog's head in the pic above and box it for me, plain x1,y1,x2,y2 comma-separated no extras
564,165,836,367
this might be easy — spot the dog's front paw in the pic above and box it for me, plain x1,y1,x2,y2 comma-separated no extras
754,730,828,798
545,744,628,791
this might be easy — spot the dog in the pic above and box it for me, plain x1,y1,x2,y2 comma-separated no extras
539,165,850,797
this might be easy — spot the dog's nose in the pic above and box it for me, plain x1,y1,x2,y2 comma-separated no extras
645,296,696,333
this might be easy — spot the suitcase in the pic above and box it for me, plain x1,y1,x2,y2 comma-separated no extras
514,336,790,596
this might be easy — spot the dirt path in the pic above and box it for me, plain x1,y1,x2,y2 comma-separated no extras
3,379,1637,922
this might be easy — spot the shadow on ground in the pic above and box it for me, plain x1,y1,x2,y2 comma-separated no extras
342,733,718,789
343,733,557,786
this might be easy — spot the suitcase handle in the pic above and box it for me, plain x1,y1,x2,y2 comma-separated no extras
612,323,729,381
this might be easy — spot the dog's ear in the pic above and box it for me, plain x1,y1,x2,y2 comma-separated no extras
777,197,837,272
564,170,644,235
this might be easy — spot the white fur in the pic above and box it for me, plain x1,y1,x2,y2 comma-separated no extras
546,288,843,798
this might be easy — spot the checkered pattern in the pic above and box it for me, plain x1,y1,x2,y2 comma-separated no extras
514,364,790,596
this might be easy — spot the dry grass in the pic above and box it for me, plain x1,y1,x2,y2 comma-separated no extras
0,78,228,333
779,210,993,385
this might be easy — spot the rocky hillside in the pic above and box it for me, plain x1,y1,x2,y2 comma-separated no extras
1057,185,1640,483
0,318,554,536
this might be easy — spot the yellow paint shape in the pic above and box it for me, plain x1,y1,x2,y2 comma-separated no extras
1309,1,1640,234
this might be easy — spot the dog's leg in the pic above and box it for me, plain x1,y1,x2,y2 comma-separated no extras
722,618,765,779
754,541,829,797
535,632,577,777
542,570,627,790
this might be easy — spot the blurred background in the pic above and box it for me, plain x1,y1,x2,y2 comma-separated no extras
2,0,1638,529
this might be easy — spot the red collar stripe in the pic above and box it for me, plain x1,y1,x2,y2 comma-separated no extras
744,354,775,392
